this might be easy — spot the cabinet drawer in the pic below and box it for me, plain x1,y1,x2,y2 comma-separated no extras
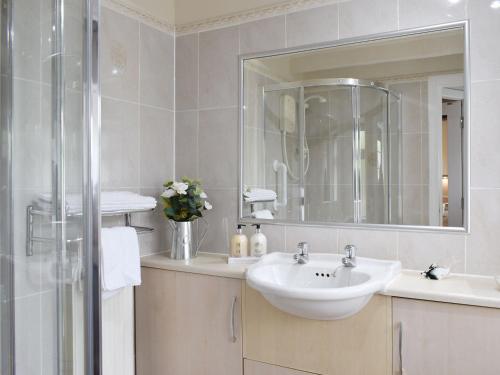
244,359,319,375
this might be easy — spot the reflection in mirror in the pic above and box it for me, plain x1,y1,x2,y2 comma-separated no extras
241,25,467,229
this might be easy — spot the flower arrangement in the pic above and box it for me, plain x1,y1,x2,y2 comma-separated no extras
161,178,212,222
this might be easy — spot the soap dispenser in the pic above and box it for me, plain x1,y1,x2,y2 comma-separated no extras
230,224,248,257
250,224,267,257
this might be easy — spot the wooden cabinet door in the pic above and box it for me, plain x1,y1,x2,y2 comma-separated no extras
393,298,500,375
244,359,319,375
243,284,392,375
135,267,243,375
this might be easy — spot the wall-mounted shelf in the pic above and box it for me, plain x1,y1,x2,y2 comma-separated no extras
26,205,155,256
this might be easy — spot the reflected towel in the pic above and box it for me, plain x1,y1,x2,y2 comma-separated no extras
252,209,274,220
101,227,141,300
244,188,277,203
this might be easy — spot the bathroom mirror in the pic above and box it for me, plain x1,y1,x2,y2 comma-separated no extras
239,22,469,231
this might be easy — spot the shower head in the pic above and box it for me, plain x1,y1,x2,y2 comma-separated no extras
304,95,327,109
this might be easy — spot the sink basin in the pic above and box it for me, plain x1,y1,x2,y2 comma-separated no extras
246,252,401,320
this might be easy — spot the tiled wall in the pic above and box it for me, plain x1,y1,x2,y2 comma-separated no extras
100,7,175,256
175,0,500,276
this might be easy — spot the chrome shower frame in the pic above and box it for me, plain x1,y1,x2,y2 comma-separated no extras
261,78,401,225
238,20,470,233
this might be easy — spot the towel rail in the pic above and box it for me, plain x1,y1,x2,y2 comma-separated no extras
26,205,155,256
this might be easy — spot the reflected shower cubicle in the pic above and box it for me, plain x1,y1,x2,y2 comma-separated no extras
262,79,402,225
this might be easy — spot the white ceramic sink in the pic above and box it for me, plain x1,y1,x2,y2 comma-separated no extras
246,252,401,320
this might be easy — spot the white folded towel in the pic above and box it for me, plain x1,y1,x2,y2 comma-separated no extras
244,188,277,203
37,191,157,214
252,209,274,220
101,227,141,300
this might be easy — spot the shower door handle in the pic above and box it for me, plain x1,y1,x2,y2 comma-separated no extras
273,160,288,208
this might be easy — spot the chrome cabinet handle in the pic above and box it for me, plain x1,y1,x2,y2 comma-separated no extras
230,296,237,343
398,321,405,375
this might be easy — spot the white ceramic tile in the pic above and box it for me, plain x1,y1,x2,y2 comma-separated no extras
339,0,398,39
139,106,174,188
199,26,239,109
338,229,398,260
398,231,465,272
399,0,466,29
101,8,140,102
198,108,238,189
285,226,338,253
101,98,140,189
402,133,422,186
468,0,500,81
41,290,57,375
176,33,198,111
286,4,339,47
140,24,175,110
175,110,198,179
466,189,500,275
470,81,500,188
239,16,286,54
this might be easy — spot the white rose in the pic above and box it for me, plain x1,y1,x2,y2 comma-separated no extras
172,182,188,195
161,189,176,198
200,191,208,199
204,201,212,210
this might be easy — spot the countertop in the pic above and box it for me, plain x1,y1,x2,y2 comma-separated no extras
141,252,500,309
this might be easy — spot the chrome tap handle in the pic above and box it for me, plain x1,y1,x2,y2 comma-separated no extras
297,242,309,256
344,244,356,259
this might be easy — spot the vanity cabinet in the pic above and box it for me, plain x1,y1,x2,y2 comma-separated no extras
135,267,243,375
392,298,500,375
243,284,393,375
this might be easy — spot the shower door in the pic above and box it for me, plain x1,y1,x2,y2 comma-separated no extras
0,0,101,374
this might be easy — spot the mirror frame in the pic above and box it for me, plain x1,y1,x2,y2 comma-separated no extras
238,21,470,233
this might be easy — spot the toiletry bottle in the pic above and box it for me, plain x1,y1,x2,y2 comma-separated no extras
250,224,267,257
230,224,248,257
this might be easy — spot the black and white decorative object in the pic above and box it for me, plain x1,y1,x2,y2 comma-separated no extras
422,264,450,280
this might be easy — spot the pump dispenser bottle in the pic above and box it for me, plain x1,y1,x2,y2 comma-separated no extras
250,224,267,257
230,224,248,257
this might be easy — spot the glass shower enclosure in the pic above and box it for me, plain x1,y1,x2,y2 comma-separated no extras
0,0,101,374
262,79,402,225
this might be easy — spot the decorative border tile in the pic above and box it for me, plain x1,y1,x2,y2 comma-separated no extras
102,0,176,34
176,0,339,34
103,0,340,35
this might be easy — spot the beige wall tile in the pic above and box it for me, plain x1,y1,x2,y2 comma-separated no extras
286,4,339,47
466,189,500,275
139,106,174,188
398,0,466,29
140,24,175,110
285,226,338,253
339,0,398,39
398,231,466,272
101,98,140,189
176,33,199,111
470,81,500,188
198,108,238,189
338,229,398,260
468,0,500,81
199,26,239,109
175,110,198,179
101,8,139,102
138,187,170,255
239,16,286,54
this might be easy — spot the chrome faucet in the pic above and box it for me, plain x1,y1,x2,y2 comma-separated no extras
342,244,357,267
294,242,309,264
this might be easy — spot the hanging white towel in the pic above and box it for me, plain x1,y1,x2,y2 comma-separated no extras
101,227,141,300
